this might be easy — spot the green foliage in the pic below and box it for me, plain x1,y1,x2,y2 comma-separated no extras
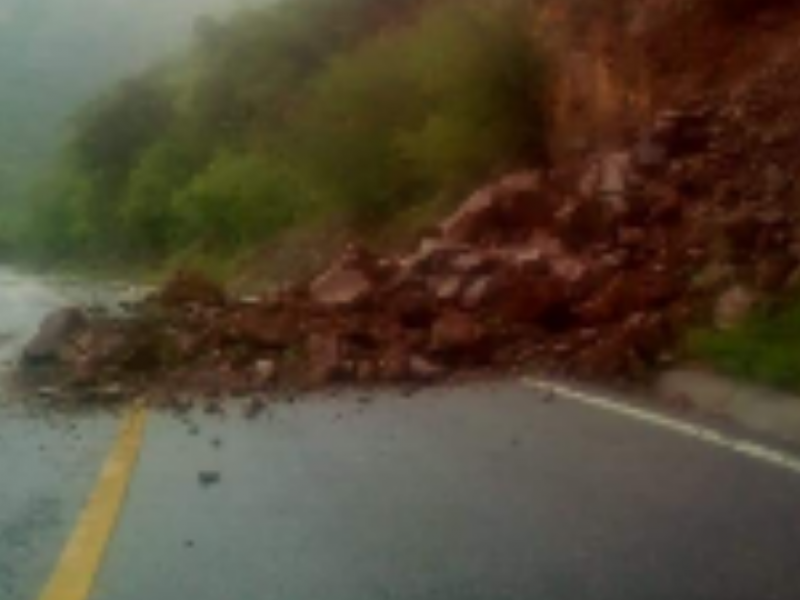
0,0,240,214
121,137,206,256
74,78,175,192
171,153,315,253
28,0,550,269
400,2,549,192
293,0,548,222
688,303,800,392
294,32,426,220
23,170,98,260
192,0,418,143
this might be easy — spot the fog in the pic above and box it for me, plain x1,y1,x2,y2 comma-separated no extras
0,0,255,206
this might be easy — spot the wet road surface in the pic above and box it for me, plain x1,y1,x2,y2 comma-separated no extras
0,405,116,600
0,268,117,600
92,385,800,600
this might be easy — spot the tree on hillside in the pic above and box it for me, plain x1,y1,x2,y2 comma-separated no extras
73,77,174,191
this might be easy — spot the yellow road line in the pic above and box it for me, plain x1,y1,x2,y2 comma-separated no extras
37,406,148,600
522,378,800,476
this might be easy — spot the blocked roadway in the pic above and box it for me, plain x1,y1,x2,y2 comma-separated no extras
2,267,800,600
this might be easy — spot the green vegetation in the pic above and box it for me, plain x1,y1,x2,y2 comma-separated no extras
23,0,549,270
0,0,241,222
688,302,800,392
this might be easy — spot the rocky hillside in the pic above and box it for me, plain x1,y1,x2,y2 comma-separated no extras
542,0,800,156
20,0,800,403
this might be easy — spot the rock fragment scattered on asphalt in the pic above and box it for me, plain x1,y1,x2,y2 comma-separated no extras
198,471,221,487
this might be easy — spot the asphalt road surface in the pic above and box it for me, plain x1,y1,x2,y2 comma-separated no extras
1,268,800,600
0,268,118,600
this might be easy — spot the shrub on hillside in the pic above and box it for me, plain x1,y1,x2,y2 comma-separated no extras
171,153,316,253
401,2,548,194
121,138,206,257
295,0,548,223
688,301,800,392
30,0,551,265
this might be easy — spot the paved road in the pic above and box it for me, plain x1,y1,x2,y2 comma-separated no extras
0,403,116,600
92,385,800,600
0,268,118,600
1,268,800,600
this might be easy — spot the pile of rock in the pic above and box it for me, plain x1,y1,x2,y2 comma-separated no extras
24,69,800,402
21,175,690,400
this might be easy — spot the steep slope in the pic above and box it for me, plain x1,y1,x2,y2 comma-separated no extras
541,0,800,158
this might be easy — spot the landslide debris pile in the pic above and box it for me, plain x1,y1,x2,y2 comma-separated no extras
22,77,800,401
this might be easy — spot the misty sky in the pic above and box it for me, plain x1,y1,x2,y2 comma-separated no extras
0,0,260,205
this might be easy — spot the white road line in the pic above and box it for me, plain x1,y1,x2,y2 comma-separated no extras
522,378,800,476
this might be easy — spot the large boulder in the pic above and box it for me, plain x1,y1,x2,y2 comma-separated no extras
307,332,348,384
310,245,380,309
23,308,87,366
651,108,712,158
492,271,570,329
632,137,669,174
222,307,298,350
556,199,613,249
430,310,486,357
384,278,438,328
577,268,681,325
441,171,553,245
311,267,374,308
400,240,470,278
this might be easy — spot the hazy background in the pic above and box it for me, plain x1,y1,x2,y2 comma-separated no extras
0,0,252,210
